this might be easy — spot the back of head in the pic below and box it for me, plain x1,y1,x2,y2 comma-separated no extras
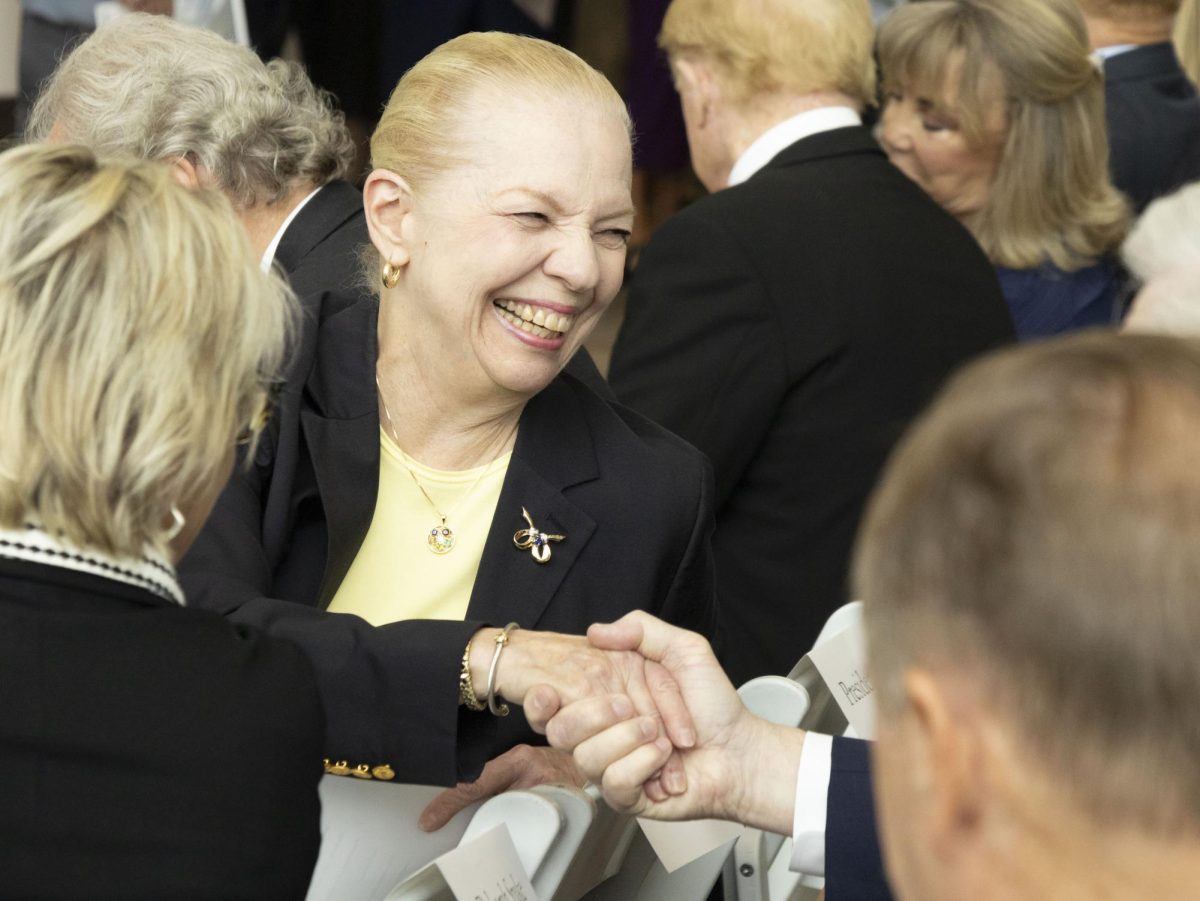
0,144,296,557
370,31,630,193
26,14,354,206
658,0,876,108
879,0,1128,270
855,331,1200,837
1076,0,1182,23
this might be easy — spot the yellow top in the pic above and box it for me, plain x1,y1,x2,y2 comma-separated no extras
327,429,511,625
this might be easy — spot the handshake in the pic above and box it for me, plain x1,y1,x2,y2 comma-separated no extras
487,611,805,838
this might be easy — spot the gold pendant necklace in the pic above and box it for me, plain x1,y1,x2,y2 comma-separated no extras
376,376,498,555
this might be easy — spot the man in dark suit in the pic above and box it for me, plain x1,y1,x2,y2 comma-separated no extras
539,331,1200,901
608,0,1014,685
1079,0,1200,212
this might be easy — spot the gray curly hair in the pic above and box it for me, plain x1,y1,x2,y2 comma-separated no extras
26,13,355,207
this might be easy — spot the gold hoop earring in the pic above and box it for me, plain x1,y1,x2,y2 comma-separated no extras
381,262,401,290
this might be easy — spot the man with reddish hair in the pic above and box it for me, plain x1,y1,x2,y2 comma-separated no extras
608,0,1012,686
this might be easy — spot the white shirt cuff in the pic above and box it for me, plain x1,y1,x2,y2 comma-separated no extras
789,731,833,877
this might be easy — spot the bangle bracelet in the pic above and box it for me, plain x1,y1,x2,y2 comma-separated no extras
458,635,486,712
486,622,520,717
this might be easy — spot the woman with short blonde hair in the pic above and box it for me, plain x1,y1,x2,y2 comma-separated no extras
879,0,1131,339
0,143,325,895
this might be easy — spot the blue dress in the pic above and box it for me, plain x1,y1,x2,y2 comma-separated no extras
995,260,1122,341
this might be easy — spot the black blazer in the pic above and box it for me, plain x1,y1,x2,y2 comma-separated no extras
180,296,717,787
0,558,324,900
1105,42,1200,213
609,126,1014,685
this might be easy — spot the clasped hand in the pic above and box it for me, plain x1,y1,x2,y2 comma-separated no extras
422,618,800,836
523,612,804,836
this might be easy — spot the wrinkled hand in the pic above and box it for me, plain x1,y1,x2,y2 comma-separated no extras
119,0,174,13
536,612,804,834
491,628,694,802
418,745,586,832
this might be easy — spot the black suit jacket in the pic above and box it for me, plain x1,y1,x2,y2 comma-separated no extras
1105,42,1200,213
0,558,324,900
180,294,716,786
609,126,1014,685
273,179,373,319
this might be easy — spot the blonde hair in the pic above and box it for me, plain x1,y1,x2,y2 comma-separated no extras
0,144,297,557
26,14,354,207
855,332,1200,835
1177,0,1200,86
659,0,876,108
879,0,1130,271
371,31,631,192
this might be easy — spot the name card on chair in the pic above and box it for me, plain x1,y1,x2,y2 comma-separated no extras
437,825,539,901
808,618,876,739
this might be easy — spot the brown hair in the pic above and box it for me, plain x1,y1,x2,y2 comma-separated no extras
855,332,1200,834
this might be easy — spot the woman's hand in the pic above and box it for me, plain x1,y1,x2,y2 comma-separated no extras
417,745,587,832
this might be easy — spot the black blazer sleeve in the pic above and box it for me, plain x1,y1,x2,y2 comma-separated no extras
610,211,787,508
826,736,893,901
181,453,494,788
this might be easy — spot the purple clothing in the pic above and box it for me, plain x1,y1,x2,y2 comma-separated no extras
627,0,689,171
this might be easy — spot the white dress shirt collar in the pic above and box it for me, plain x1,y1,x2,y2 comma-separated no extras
727,106,862,188
260,185,324,272
1094,44,1138,60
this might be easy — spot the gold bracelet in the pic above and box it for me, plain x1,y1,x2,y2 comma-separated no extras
487,622,520,717
458,635,486,711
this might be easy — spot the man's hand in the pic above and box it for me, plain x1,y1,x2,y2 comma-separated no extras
418,745,587,832
533,612,806,835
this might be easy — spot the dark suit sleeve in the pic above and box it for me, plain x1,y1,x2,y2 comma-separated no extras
826,736,893,901
609,211,788,508
181,453,496,788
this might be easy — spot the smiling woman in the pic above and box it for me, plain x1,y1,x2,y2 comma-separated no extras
178,32,716,820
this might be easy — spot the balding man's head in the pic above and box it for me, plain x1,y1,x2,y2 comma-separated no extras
856,332,1200,895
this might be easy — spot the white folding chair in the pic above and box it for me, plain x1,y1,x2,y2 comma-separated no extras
382,781,627,901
